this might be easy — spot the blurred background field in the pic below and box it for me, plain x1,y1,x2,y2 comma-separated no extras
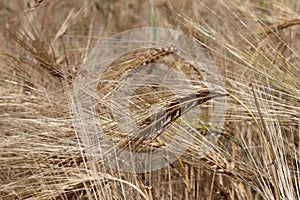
0,0,300,199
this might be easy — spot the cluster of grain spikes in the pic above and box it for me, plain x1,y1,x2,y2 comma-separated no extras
0,0,299,199
165,0,300,199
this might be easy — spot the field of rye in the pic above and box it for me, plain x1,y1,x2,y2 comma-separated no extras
0,0,300,199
